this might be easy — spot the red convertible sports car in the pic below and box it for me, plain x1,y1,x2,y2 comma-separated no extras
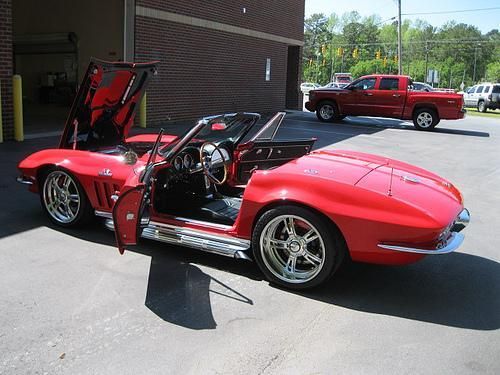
17,60,470,289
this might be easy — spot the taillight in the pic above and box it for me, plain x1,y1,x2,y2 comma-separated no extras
309,92,315,100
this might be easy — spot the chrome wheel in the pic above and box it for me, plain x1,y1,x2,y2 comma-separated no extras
259,215,326,284
416,111,433,128
319,104,334,120
42,171,81,224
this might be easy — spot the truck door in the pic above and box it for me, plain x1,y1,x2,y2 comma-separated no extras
370,77,406,118
343,77,378,115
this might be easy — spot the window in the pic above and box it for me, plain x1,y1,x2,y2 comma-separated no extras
379,78,399,90
477,86,484,93
484,86,491,93
492,85,500,93
265,58,271,81
351,78,376,90
468,87,476,94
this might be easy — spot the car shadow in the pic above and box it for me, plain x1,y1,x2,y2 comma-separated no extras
54,222,500,331
288,112,490,138
298,253,500,331
58,222,257,330
342,117,490,138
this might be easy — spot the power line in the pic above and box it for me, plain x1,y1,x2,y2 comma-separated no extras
402,7,500,16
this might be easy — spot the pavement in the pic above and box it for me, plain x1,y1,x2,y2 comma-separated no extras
1,112,499,374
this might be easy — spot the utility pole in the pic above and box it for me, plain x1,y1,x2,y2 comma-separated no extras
473,44,480,83
397,0,402,74
424,41,429,82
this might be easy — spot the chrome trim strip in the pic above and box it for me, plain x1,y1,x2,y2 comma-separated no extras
378,232,464,255
171,216,233,230
104,219,250,257
95,210,113,219
97,210,233,230
16,176,34,185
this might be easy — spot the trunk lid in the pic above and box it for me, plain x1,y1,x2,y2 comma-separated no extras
59,59,157,150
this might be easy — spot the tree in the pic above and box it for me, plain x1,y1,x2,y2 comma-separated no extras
485,61,500,82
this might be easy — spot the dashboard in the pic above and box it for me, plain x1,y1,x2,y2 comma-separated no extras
172,148,200,172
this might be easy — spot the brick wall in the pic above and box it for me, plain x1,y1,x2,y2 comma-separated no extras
135,0,304,124
0,0,13,140
137,0,304,41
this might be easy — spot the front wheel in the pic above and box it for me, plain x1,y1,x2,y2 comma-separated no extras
252,206,346,290
413,108,438,131
316,101,340,122
40,169,93,227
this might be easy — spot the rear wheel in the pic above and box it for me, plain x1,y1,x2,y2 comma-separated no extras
477,100,487,113
316,101,341,122
40,169,93,227
413,108,438,131
252,205,346,290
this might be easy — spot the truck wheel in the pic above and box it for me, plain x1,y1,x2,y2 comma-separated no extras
252,205,346,290
413,108,438,131
316,101,339,122
477,101,487,113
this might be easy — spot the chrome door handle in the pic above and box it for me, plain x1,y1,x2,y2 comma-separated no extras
364,92,373,96
392,94,401,97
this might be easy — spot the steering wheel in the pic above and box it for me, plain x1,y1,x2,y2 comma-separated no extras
200,142,228,185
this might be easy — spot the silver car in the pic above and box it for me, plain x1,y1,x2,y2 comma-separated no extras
464,83,500,112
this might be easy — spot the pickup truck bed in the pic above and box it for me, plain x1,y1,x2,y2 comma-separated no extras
305,74,466,130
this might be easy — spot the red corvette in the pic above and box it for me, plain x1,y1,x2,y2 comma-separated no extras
17,60,470,289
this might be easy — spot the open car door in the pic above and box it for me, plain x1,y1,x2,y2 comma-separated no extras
112,130,164,254
231,112,315,185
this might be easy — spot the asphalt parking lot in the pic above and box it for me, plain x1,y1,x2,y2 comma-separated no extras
1,112,499,374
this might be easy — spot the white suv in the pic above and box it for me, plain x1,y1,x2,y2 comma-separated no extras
464,83,500,112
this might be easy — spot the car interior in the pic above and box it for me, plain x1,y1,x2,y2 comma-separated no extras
151,112,316,226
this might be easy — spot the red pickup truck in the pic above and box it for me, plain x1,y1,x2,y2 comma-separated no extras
305,75,466,131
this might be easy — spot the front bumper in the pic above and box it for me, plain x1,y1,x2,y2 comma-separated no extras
16,175,34,185
378,208,470,255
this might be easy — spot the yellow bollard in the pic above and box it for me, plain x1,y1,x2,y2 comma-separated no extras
0,80,3,143
13,75,24,142
139,92,147,128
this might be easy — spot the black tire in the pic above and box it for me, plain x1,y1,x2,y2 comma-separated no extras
252,205,346,290
477,100,487,113
412,108,439,131
316,101,342,122
39,168,93,227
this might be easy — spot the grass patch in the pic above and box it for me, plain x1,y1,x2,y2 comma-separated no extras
466,108,500,119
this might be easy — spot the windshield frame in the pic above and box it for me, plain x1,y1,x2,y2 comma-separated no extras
158,112,261,158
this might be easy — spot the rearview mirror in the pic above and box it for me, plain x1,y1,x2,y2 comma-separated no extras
211,122,227,131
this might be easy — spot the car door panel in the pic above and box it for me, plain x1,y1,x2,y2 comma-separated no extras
113,185,146,254
232,139,315,185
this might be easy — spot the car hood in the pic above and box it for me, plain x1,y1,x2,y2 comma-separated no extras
59,59,158,150
292,149,463,205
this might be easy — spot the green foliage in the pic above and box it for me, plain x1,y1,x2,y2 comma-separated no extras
303,13,499,88
485,62,500,82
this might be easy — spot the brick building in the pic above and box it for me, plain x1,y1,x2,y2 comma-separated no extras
0,0,304,140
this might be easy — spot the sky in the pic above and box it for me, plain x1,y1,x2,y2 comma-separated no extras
305,0,500,33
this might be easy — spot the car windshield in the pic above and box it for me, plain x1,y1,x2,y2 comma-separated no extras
159,112,261,158
158,112,287,160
